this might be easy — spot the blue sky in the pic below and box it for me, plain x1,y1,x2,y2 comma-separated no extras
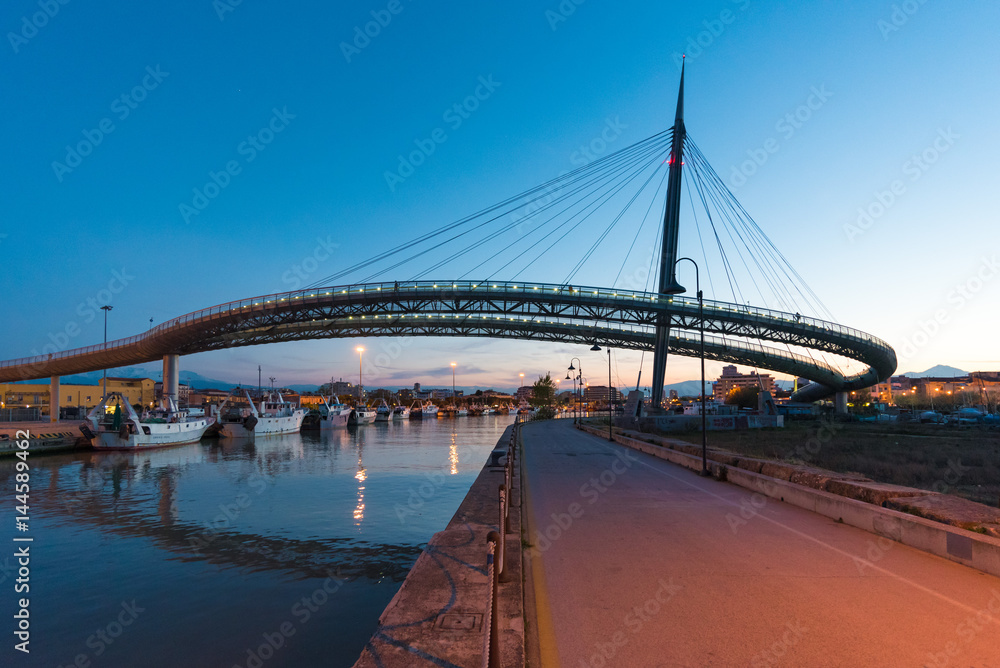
2,0,998,392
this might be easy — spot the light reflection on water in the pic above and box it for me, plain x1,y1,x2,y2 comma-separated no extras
0,415,512,668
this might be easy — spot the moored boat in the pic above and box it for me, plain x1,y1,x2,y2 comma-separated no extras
350,404,377,425
391,404,410,420
84,393,213,450
316,396,352,430
374,399,392,422
218,391,306,438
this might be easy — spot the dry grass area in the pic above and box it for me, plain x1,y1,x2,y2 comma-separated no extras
671,421,1000,507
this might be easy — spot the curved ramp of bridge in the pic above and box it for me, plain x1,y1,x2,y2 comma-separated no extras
0,281,896,401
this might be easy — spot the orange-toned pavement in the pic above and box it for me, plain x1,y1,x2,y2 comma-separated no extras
521,420,1000,667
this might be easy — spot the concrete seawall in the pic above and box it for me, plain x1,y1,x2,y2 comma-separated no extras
353,424,524,667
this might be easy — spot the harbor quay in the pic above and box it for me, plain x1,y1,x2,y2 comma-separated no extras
516,420,1000,666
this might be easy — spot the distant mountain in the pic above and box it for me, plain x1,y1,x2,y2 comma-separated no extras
664,380,712,397
60,366,244,391
901,365,968,378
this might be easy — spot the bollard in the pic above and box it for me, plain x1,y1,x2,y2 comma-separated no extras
484,532,501,668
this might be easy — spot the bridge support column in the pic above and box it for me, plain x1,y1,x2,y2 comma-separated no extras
835,392,849,415
49,376,60,423
163,355,180,407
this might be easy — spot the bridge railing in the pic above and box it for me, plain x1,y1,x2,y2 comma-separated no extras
0,280,892,372
155,279,892,351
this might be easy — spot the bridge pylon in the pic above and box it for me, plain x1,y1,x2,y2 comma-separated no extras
649,61,688,410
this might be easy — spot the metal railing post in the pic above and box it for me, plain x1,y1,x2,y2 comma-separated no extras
484,531,501,668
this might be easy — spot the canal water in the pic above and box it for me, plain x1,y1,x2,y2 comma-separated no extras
1,415,514,667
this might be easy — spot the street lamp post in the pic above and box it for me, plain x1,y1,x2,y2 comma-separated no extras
451,362,457,410
100,305,113,398
676,257,708,476
356,346,365,404
568,357,582,423
590,343,613,442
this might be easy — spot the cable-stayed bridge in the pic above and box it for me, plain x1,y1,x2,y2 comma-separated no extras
0,65,896,406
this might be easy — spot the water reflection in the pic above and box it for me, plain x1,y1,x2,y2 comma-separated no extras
0,415,514,667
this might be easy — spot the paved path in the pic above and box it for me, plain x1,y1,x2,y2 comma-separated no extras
521,420,1000,667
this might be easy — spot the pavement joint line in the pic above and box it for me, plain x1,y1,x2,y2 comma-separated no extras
521,423,564,668
572,424,1000,626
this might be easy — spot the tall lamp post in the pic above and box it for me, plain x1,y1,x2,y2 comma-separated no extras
676,257,708,476
568,357,582,423
100,305,113,398
451,362,457,409
356,346,365,405
590,343,614,442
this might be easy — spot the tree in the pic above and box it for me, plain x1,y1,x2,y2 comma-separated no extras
530,373,556,408
725,386,759,409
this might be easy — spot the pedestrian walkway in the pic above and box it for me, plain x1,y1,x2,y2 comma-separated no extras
521,420,1000,667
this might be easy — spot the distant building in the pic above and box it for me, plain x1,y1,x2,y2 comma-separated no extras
712,365,775,403
583,385,621,403
188,388,230,407
515,386,534,402
109,377,158,407
330,378,362,400
153,381,190,405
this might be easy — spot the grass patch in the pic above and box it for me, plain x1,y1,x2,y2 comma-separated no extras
670,421,1000,506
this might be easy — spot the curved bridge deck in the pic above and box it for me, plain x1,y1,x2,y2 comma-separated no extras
0,281,895,400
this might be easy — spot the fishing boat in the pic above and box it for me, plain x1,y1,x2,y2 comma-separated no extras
350,404,377,425
391,404,410,420
315,396,352,430
83,393,213,450
409,400,425,420
422,401,439,419
374,399,392,422
218,391,306,438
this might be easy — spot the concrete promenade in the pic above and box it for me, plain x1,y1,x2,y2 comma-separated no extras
521,420,1000,667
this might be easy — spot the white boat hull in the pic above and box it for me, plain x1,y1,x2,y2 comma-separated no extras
220,411,305,438
318,413,350,430
92,418,212,450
